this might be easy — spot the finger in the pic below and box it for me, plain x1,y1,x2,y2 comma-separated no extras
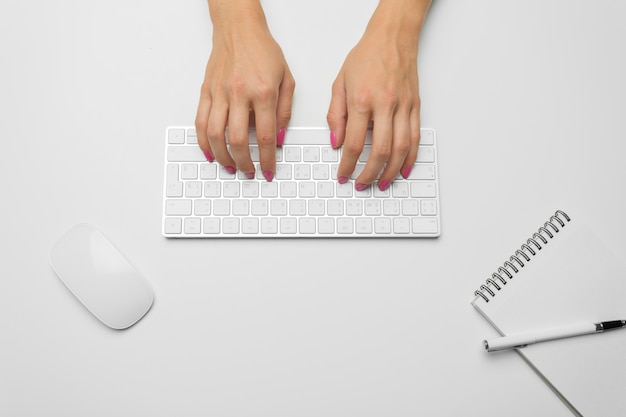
326,73,348,149
377,109,411,190
207,97,236,172
355,111,393,189
401,105,421,179
254,103,278,182
276,70,295,146
337,110,370,186
195,91,215,162
227,101,255,176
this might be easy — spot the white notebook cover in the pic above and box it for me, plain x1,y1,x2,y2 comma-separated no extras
472,211,626,417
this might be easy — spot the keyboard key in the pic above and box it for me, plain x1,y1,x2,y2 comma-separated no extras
242,218,259,234
407,164,436,180
374,218,392,234
261,218,278,234
203,218,220,234
164,218,182,234
280,182,297,198
337,218,354,234
346,200,363,215
204,182,220,197
184,218,201,234
185,181,202,198
168,128,185,144
411,182,436,198
168,146,205,162
289,199,306,216
299,218,316,234
356,218,373,234
195,200,211,216
223,218,240,234
166,164,183,198
416,147,435,163
232,200,249,216
284,147,301,162
412,218,438,234
242,182,259,198
213,200,230,215
270,200,288,216
200,164,217,179
420,130,434,145
303,147,320,162
313,164,329,180
280,218,297,234
318,218,335,234
165,200,192,216
251,200,268,216
261,182,278,198
393,218,411,234
181,164,198,179
420,199,438,216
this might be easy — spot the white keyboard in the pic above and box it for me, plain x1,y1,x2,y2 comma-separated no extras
163,127,441,238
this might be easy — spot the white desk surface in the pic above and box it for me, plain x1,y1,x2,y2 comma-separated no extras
2,0,625,415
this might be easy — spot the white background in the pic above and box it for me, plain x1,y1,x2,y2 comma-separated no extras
1,0,625,415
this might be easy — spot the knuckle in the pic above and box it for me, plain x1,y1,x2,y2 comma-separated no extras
254,82,277,104
256,133,275,147
226,77,247,96
227,132,247,147
343,140,363,156
278,108,292,123
394,139,411,155
206,124,224,142
380,89,399,109
371,144,392,162
353,92,373,113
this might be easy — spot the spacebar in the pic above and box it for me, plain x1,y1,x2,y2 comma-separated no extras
167,146,206,162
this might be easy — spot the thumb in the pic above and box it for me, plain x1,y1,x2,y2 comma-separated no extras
327,74,348,149
276,70,296,145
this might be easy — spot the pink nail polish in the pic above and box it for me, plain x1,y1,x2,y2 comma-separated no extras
245,172,255,179
224,165,236,175
263,171,274,182
378,180,391,191
204,151,214,162
277,128,286,146
355,183,368,191
338,175,349,184
330,131,337,148
402,166,413,179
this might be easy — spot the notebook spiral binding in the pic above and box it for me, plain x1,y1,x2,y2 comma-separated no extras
474,210,571,303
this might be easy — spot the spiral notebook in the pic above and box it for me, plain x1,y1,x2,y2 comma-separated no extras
471,210,626,417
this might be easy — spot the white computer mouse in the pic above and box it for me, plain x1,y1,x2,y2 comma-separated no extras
50,223,154,330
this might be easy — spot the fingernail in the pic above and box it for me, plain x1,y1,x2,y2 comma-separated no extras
330,131,337,148
277,128,286,146
245,171,255,180
203,151,214,162
355,183,368,191
263,171,274,182
402,166,413,179
224,165,236,175
378,180,391,191
338,175,349,184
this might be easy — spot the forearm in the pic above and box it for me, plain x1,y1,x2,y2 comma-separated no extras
367,0,432,48
207,0,271,44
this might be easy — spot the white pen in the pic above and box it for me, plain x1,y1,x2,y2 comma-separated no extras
484,319,626,352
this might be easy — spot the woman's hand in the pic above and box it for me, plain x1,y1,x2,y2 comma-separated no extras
327,0,431,191
196,0,295,181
